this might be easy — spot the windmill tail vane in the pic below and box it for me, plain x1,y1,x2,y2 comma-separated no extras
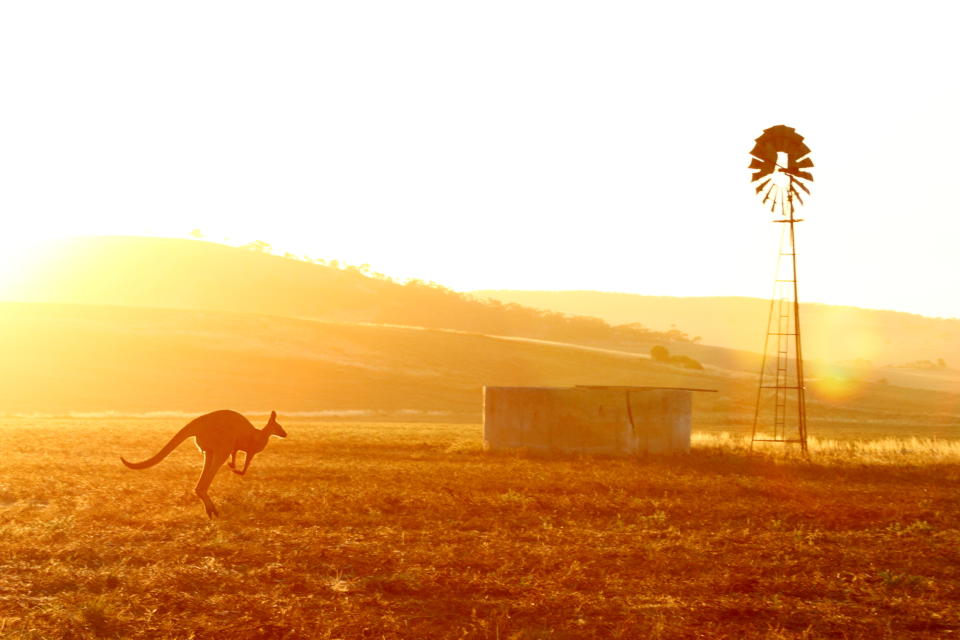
749,124,814,454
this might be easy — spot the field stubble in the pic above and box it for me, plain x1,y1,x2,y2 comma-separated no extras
0,419,958,639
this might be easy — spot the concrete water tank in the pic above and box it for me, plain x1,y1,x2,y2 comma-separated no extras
483,385,711,455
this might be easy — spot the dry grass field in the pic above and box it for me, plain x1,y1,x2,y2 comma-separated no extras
1,418,958,639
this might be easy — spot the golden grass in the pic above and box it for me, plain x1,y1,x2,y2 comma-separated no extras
695,432,960,465
0,419,958,639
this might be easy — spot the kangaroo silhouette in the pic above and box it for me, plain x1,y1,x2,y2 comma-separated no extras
121,410,287,518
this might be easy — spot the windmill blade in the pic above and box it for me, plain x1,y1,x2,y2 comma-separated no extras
755,178,771,194
749,158,766,170
761,126,811,159
794,171,813,182
757,181,773,202
763,125,810,158
763,125,792,146
758,139,781,158
792,178,811,195
752,133,783,155
794,157,814,169
762,187,774,206
767,132,789,150
784,140,811,158
749,142,776,161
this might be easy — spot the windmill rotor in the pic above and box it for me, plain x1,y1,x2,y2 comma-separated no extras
749,125,814,215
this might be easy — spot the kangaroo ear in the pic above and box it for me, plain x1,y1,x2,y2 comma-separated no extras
270,410,277,422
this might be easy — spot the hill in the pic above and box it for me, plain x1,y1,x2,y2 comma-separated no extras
473,290,960,390
0,302,709,416
1,302,957,438
2,236,685,350
0,236,808,384
0,236,956,434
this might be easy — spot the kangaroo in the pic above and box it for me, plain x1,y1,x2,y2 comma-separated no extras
121,410,287,518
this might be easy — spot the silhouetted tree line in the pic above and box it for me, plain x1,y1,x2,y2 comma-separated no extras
376,278,700,348
245,246,696,349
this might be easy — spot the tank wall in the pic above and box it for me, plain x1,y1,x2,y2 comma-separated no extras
483,387,692,455
626,389,691,453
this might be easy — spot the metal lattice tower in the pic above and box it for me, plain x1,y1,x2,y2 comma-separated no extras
748,125,813,453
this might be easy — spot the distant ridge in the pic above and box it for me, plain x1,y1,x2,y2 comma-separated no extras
0,301,956,437
472,290,960,372
0,302,710,416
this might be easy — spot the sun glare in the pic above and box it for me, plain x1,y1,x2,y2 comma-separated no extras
0,236,68,301
811,369,867,402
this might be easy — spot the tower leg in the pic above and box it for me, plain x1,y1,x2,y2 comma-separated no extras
752,195,808,454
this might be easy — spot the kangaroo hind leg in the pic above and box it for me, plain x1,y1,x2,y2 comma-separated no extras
195,450,229,519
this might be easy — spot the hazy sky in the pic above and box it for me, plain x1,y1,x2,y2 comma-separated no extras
2,2,959,317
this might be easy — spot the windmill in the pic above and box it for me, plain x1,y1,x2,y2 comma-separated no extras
748,125,814,453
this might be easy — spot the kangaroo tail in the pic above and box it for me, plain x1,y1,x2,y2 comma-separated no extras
121,422,198,470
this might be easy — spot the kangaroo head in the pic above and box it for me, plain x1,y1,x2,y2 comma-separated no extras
265,410,287,438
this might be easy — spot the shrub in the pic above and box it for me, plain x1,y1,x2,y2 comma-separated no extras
676,355,704,370
650,345,703,370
